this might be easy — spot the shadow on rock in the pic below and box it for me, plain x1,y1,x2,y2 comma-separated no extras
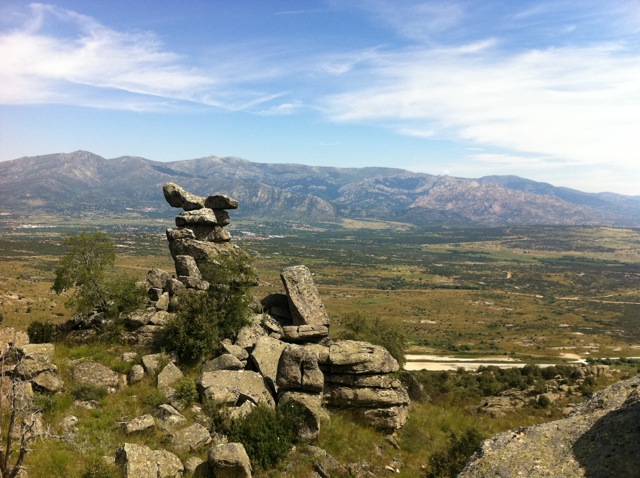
573,400,640,478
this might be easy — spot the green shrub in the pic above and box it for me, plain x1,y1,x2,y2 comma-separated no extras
337,311,407,367
164,252,254,363
174,377,199,405
102,273,147,320
226,404,301,471
71,383,108,402
141,388,167,408
423,428,484,478
81,455,120,478
27,320,57,343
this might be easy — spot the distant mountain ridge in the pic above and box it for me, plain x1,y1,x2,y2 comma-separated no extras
1,150,639,227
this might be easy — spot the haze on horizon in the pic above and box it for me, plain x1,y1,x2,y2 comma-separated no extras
1,1,639,196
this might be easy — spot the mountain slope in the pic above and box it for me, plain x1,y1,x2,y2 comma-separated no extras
1,151,639,227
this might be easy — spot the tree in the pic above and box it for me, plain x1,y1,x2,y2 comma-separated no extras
338,311,407,367
52,230,116,315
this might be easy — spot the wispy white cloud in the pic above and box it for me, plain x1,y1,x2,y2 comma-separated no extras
324,41,640,171
0,4,281,111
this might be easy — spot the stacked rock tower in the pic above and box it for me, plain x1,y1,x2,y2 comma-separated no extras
163,182,240,291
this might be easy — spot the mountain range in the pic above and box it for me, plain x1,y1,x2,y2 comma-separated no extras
1,150,639,227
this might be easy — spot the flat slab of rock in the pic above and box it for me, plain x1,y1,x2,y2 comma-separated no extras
163,182,205,211
116,443,184,478
170,423,212,452
122,414,155,434
197,370,275,408
208,443,252,478
71,361,119,390
355,405,410,431
282,325,328,343
203,354,244,372
329,340,399,374
280,265,330,327
323,384,410,408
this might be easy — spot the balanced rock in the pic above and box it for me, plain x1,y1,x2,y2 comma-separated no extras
204,194,239,210
208,443,252,478
163,182,205,211
281,265,330,327
323,384,409,409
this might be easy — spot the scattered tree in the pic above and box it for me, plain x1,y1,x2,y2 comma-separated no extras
52,231,116,315
52,231,146,321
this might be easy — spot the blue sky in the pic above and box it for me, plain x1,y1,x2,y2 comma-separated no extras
1,1,639,195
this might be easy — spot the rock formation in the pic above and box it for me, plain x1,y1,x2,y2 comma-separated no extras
163,182,238,279
143,183,411,431
459,374,640,478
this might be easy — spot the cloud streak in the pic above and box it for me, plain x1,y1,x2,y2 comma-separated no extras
324,41,640,172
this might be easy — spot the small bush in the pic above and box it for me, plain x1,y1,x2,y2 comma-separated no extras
71,383,108,402
423,428,484,478
27,320,57,343
174,377,199,405
141,388,167,408
226,404,301,471
81,455,120,478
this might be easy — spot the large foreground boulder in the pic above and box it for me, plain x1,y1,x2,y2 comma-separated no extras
208,443,252,478
459,374,640,478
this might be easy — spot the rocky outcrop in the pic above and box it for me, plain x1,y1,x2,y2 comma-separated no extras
459,374,640,478
322,341,409,430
